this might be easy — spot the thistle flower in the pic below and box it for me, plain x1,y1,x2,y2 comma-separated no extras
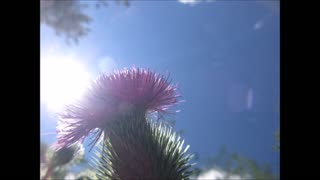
56,67,180,149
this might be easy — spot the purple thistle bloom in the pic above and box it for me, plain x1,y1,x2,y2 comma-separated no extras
55,67,180,150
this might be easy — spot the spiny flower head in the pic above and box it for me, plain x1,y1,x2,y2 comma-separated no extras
56,67,181,149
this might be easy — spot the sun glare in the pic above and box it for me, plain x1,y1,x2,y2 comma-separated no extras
41,54,91,112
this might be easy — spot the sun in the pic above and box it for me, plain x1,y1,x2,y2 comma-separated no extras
41,54,91,112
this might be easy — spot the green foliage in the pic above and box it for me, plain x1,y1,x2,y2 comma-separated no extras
75,168,98,180
274,129,280,151
202,146,278,180
91,114,194,179
76,176,93,180
230,154,276,179
41,142,49,163
40,0,130,44
40,142,88,180
52,146,78,167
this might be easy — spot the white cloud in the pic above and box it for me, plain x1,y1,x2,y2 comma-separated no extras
247,88,254,109
253,12,274,30
178,0,200,5
178,0,216,6
254,20,264,30
64,173,76,179
197,169,225,179
197,168,246,180
98,56,118,73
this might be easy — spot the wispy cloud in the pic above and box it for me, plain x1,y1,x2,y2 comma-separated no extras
197,168,248,180
178,0,216,6
64,173,76,179
178,0,200,6
98,56,118,73
254,0,279,30
247,88,254,110
253,12,273,31
254,20,264,30
197,169,225,179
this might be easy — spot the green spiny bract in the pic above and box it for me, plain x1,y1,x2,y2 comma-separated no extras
91,114,194,180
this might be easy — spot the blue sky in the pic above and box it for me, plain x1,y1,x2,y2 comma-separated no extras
41,0,279,175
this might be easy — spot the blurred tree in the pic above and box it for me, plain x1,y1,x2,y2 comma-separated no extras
40,0,129,44
40,142,92,180
198,146,279,180
41,142,49,164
